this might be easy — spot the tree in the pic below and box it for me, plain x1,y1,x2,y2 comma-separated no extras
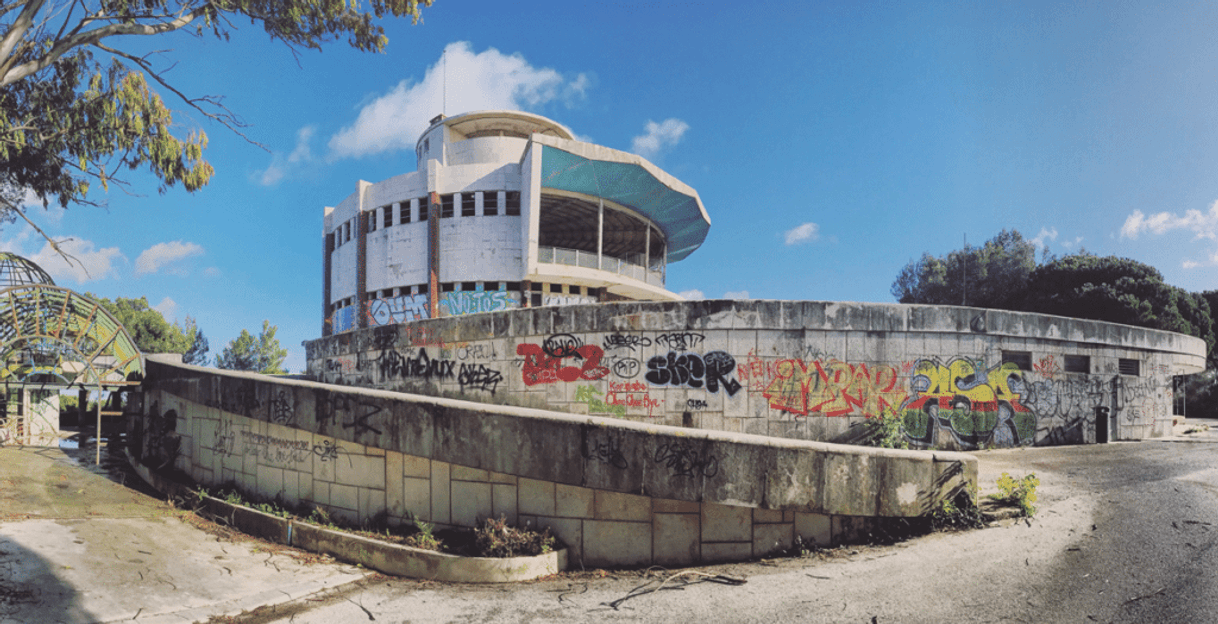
216,320,286,374
0,0,431,243
891,229,1039,309
88,293,196,353
182,316,209,365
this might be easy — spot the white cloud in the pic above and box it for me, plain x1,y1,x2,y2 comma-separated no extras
28,237,124,284
202,266,221,278
784,222,819,245
677,289,704,300
135,241,204,276
255,126,316,187
1121,202,1218,241
630,118,689,160
1060,236,1083,251
153,296,178,322
724,290,750,300
1120,201,1218,267
328,42,589,160
1030,227,1057,248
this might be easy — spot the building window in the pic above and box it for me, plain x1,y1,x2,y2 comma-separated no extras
550,283,563,293
1119,358,1141,376
1064,355,1090,374
505,281,520,292
530,282,543,292
367,213,377,232
384,205,395,227
418,197,428,221
417,284,428,294
461,193,476,217
531,293,542,307
345,221,351,242
505,191,521,216
439,194,454,218
461,281,477,291
1003,350,1032,371
484,191,499,216
441,282,455,292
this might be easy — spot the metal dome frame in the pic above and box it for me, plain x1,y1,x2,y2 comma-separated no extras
0,285,144,462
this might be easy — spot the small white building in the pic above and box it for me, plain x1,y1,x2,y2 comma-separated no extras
322,110,712,334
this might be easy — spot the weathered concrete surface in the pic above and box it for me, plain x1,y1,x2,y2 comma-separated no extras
0,446,368,624
140,355,974,519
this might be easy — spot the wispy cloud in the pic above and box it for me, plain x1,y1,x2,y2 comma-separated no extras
784,222,819,245
135,240,204,276
153,296,178,322
29,237,124,284
255,126,316,187
677,289,704,300
328,42,589,161
1031,227,1057,248
724,290,750,299
631,118,689,160
1120,201,1218,267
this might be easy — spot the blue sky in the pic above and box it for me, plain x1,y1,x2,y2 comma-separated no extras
6,0,1218,373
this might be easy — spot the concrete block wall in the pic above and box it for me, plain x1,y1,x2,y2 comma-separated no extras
304,300,1205,451
131,357,976,567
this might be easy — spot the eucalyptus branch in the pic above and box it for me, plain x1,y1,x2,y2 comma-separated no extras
94,42,266,150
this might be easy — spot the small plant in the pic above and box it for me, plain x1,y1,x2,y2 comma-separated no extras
990,472,1039,517
866,407,910,450
474,515,556,558
404,511,442,551
929,487,984,530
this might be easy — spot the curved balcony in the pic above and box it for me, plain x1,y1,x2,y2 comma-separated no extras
536,246,665,288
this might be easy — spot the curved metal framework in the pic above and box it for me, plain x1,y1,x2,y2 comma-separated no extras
0,285,143,461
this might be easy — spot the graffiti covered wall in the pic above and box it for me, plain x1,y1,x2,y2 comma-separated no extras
304,301,1206,451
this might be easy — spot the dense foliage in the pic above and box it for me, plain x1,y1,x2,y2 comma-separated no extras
87,293,202,355
893,230,1218,417
216,320,287,374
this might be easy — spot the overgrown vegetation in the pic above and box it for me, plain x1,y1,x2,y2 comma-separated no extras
989,472,1039,517
861,407,910,449
893,229,1218,418
929,486,986,530
188,484,557,558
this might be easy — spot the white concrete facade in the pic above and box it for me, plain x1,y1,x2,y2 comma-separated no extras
322,110,711,335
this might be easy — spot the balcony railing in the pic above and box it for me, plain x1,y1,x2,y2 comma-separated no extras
537,246,665,287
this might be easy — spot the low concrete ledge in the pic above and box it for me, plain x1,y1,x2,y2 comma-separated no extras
126,450,567,583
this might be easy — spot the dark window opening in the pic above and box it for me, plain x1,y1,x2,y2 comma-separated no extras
440,194,455,218
441,282,455,292
1003,351,1032,371
401,202,411,223
1119,358,1141,376
418,198,429,221
505,191,521,216
530,293,542,306
384,205,395,227
461,281,477,291
484,192,499,216
381,289,393,299
505,281,520,292
1064,355,1090,374
418,284,428,294
530,282,543,292
550,283,563,293
461,193,476,217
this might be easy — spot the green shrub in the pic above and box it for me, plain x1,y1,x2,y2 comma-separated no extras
990,472,1039,517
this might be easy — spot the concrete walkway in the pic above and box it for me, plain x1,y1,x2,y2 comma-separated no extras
0,445,370,624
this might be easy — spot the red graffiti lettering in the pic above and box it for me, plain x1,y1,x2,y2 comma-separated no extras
517,343,609,386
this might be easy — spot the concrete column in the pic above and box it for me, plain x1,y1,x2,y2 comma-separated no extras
428,191,441,319
597,199,604,270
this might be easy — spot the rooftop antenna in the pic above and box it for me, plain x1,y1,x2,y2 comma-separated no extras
962,233,968,306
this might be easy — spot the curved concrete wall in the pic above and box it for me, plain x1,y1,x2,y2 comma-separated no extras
130,356,974,567
304,300,1206,450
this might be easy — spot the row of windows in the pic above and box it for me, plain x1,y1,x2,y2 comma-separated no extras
329,281,601,313
1002,351,1140,376
332,192,523,248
